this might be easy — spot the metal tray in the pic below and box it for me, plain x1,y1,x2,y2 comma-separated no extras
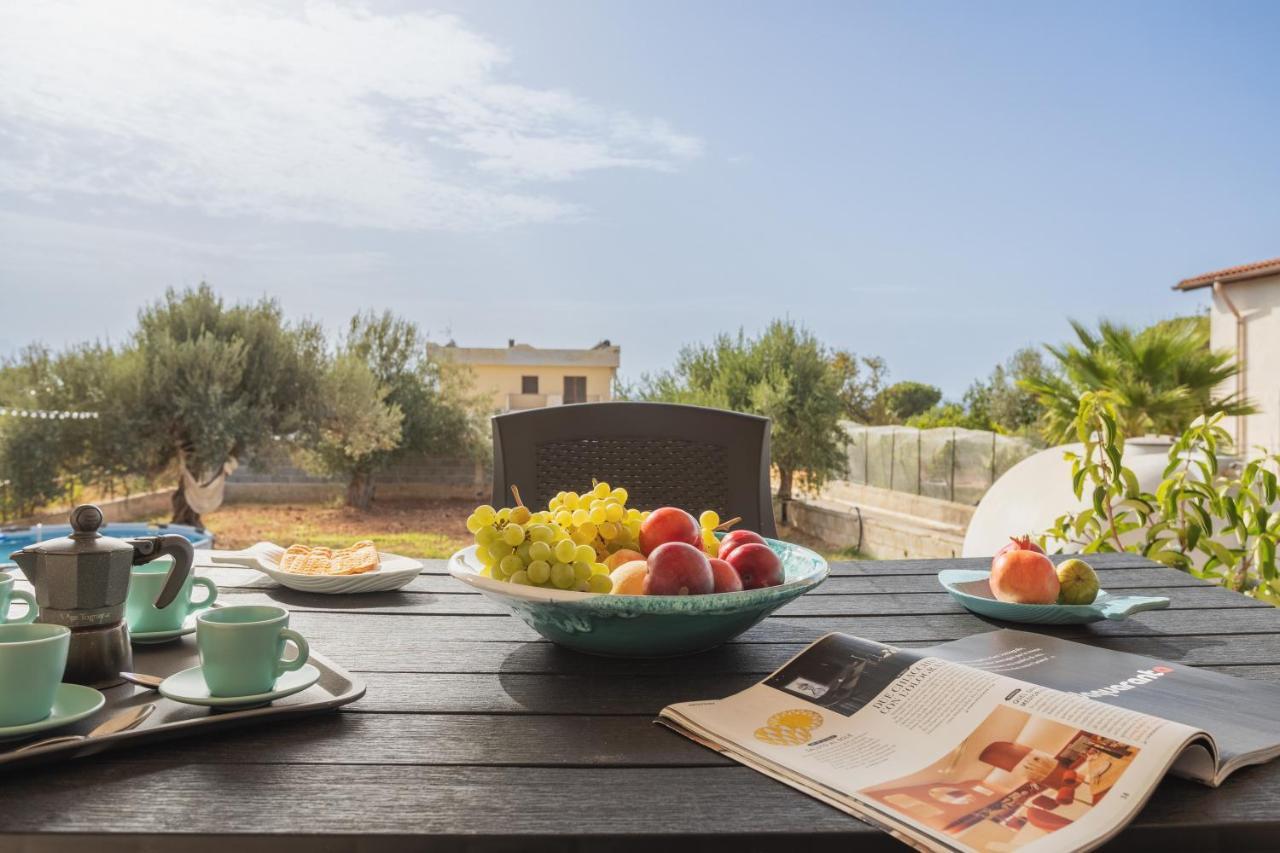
0,637,365,770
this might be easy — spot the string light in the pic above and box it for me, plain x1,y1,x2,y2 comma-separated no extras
0,407,99,420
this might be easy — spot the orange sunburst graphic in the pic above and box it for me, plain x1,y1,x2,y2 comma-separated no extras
768,709,824,731
753,724,813,746
754,709,825,746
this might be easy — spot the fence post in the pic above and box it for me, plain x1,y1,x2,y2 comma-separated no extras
990,429,997,489
888,429,896,491
863,430,869,485
949,428,957,503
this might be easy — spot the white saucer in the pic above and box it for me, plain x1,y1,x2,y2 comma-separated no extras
158,664,321,708
130,612,201,645
0,683,106,739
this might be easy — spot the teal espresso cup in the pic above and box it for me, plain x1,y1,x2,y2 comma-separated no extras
126,558,217,633
0,623,70,726
196,606,309,697
0,572,38,625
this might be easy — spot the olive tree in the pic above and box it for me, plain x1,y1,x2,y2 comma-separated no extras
294,354,404,508
133,285,324,526
295,311,483,508
629,319,849,499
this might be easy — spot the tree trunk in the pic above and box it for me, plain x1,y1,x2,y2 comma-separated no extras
346,470,375,510
171,479,203,528
777,467,794,501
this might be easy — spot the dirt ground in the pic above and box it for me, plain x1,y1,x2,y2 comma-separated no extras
197,498,475,559
192,499,860,562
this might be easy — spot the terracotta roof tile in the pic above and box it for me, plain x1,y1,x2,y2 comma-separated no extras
1175,257,1280,291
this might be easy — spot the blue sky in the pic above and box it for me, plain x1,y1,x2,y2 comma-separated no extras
1,1,1277,397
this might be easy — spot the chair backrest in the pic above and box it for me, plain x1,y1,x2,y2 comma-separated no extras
491,402,777,537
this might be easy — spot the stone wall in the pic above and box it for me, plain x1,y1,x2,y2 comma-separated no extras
780,482,973,560
224,450,489,504
15,488,176,527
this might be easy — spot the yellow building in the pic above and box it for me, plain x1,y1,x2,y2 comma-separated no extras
428,340,621,413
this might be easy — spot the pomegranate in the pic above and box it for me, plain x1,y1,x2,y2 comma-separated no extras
990,546,1059,605
994,535,1045,558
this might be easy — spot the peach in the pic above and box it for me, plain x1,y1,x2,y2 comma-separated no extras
609,560,649,595
990,549,1059,604
604,549,644,571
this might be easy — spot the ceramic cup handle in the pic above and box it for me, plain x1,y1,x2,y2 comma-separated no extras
276,628,309,675
5,589,37,624
188,577,218,612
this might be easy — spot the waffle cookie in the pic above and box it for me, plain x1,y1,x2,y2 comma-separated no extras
279,542,380,575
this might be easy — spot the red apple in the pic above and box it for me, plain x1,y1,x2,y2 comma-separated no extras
717,529,766,561
639,507,701,555
644,542,714,596
995,535,1045,558
708,558,743,593
725,542,783,589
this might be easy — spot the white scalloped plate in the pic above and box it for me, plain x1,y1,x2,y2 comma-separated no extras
202,544,423,594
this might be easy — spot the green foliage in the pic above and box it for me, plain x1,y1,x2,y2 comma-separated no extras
294,355,404,508
1023,317,1251,444
963,347,1051,436
129,285,325,523
906,402,987,430
830,350,888,423
877,380,941,422
629,319,849,498
0,290,485,520
296,311,484,507
343,311,482,461
1042,392,1280,603
0,416,65,517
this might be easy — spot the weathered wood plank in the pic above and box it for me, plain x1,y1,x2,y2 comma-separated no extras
199,564,1217,595
306,633,1280,674
342,672,757,714
282,606,1280,650
341,663,1279,715
85,712,733,768
207,582,1267,618
24,660,1280,769
197,551,1166,582
1,761,1277,848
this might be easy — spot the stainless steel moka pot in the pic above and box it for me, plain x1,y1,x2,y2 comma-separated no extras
9,504,194,688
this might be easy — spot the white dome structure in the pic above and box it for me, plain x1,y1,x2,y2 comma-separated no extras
963,437,1175,558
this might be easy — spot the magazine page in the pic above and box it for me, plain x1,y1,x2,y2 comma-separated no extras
922,630,1280,783
661,634,1204,853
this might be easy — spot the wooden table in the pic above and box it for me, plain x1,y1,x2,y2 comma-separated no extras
4,553,1280,852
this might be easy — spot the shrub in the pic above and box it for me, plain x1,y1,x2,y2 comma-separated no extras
1042,391,1280,602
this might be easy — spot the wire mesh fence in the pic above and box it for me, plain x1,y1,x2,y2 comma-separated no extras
841,422,1041,505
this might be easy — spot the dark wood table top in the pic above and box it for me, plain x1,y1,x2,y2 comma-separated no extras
3,552,1280,852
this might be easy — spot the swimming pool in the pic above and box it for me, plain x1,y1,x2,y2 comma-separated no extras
1,521,214,567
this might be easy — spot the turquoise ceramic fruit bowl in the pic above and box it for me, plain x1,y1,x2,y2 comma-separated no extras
938,569,1170,625
448,538,828,657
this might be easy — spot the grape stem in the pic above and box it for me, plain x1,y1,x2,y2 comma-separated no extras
509,484,525,507
714,517,742,532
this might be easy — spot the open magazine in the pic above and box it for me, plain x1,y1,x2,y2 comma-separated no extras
659,629,1280,852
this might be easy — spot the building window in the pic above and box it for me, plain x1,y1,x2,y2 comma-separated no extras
521,375,539,394
564,376,587,404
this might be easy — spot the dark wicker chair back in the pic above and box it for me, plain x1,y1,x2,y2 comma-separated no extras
491,402,777,537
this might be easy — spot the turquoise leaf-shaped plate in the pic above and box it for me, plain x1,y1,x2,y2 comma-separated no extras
938,569,1170,625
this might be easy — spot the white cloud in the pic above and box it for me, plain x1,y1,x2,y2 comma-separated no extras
0,1,702,231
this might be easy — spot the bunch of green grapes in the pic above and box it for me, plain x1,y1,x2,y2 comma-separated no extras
546,481,647,557
465,502,612,593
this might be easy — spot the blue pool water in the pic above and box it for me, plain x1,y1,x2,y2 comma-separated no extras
1,522,214,567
